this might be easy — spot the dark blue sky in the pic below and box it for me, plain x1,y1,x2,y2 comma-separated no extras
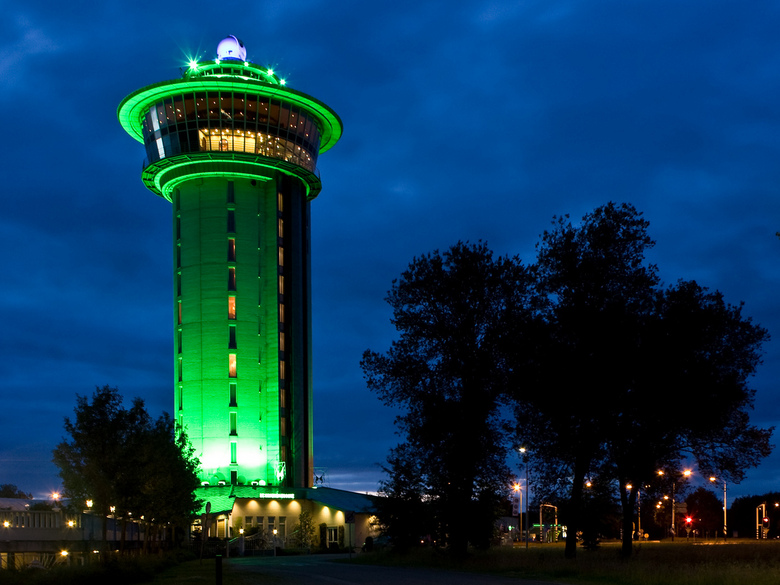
1,0,778,502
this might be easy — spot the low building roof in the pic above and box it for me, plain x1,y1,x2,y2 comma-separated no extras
193,485,378,516
0,498,35,511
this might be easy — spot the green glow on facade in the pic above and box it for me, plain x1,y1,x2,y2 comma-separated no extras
118,39,342,489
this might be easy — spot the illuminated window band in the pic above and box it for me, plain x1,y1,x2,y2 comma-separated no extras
118,75,342,155
139,92,321,173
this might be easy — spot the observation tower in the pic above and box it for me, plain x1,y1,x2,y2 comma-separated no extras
118,36,342,488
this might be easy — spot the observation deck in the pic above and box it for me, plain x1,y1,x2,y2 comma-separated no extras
118,52,342,201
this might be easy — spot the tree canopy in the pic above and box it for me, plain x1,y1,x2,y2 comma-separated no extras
514,202,772,557
52,385,200,551
366,203,772,557
0,484,32,499
362,241,538,554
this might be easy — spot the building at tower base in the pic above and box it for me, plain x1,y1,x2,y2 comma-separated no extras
192,485,378,552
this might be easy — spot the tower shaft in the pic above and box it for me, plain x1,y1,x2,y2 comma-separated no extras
119,38,341,488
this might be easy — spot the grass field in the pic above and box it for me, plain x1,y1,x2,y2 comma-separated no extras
345,540,780,585
4,541,780,585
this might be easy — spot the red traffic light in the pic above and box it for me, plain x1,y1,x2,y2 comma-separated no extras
685,517,692,524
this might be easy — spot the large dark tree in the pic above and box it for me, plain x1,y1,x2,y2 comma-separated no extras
53,385,200,554
362,242,538,555
515,203,772,558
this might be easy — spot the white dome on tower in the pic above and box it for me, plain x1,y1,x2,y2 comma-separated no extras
217,35,246,61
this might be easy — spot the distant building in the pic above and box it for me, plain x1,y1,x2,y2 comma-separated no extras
0,500,145,568
118,36,342,489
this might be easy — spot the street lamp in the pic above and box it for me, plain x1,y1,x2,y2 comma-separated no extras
519,447,529,549
658,469,691,540
512,482,523,544
709,476,727,538
626,483,644,540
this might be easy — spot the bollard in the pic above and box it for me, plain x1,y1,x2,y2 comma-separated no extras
215,554,222,585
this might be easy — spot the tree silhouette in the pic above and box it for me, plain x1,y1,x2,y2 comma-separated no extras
514,202,772,558
362,241,538,555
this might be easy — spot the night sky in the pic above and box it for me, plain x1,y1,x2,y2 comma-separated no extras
1,0,778,502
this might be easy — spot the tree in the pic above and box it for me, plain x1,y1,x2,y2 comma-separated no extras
514,202,772,558
0,485,32,499
53,385,200,554
729,492,780,538
133,414,201,550
685,487,722,537
290,510,317,549
362,242,538,555
53,385,133,548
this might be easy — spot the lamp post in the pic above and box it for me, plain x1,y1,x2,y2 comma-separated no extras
626,483,642,540
709,477,727,538
519,447,529,549
512,482,522,543
658,469,691,540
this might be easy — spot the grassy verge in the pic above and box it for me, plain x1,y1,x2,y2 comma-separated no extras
348,540,780,585
0,552,200,585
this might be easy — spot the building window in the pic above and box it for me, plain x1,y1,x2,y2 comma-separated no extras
228,267,236,291
178,358,183,382
327,527,338,545
229,353,237,378
228,296,236,319
229,382,237,407
178,385,183,410
230,412,237,435
279,303,284,323
279,360,285,380
228,210,236,233
178,330,182,354
230,441,237,464
279,332,285,352
227,181,235,204
229,325,237,349
278,275,284,295
178,301,182,324
277,192,283,212
278,246,283,267
280,417,286,437
245,516,253,527
176,245,181,268
176,216,181,240
278,517,286,540
228,238,236,262
177,273,182,296
278,218,283,238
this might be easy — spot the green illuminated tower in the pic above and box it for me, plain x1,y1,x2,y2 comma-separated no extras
118,36,342,488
